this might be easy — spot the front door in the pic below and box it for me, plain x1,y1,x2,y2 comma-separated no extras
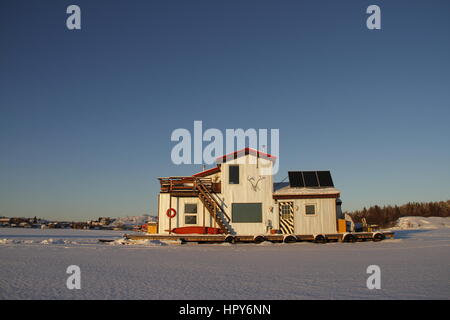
279,201,294,234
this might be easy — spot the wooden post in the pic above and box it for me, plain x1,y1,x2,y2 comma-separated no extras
169,194,172,234
157,193,160,234
203,204,205,228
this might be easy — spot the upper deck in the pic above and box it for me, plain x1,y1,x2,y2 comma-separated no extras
158,177,221,196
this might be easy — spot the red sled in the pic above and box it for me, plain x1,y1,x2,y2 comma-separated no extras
167,226,224,234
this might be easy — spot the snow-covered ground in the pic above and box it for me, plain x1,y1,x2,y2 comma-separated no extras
0,227,449,299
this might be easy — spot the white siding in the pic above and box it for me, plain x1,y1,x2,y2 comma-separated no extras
285,198,337,235
158,194,214,234
220,155,274,235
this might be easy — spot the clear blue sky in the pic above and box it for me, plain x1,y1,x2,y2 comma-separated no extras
1,0,449,221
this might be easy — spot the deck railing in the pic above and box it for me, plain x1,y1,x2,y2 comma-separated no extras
158,177,214,193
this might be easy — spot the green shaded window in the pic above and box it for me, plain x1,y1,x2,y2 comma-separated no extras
232,203,262,223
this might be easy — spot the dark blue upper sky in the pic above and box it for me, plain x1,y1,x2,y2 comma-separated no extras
1,0,449,220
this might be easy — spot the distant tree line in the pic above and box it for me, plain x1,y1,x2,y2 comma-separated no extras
345,200,450,228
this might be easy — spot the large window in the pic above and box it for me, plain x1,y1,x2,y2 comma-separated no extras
229,165,239,184
232,203,262,223
184,203,197,225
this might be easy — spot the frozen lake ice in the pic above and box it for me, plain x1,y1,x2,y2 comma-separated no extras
0,227,449,299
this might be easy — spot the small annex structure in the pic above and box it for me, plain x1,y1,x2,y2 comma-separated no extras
157,148,344,236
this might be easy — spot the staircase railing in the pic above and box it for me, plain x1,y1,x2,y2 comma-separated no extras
195,180,231,222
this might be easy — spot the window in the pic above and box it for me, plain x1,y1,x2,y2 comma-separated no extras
184,203,197,214
184,203,197,225
280,202,293,220
184,215,197,225
232,203,262,223
305,204,316,215
229,165,239,184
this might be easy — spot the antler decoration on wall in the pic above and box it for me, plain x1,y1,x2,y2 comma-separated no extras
247,175,266,192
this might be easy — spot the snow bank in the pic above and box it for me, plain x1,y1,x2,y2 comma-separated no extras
0,238,79,245
109,238,169,246
0,229,123,246
1,239,38,245
393,216,450,229
40,239,78,245
108,215,156,228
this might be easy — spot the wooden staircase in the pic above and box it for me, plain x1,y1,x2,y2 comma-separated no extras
195,179,232,234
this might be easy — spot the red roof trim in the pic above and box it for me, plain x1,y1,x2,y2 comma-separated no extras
216,148,277,163
192,166,221,177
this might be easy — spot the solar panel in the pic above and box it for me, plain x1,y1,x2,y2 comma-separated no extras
317,171,334,187
303,171,319,187
288,171,334,188
288,171,304,187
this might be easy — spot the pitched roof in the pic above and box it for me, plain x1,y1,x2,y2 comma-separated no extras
192,166,221,177
273,185,340,199
216,148,277,164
